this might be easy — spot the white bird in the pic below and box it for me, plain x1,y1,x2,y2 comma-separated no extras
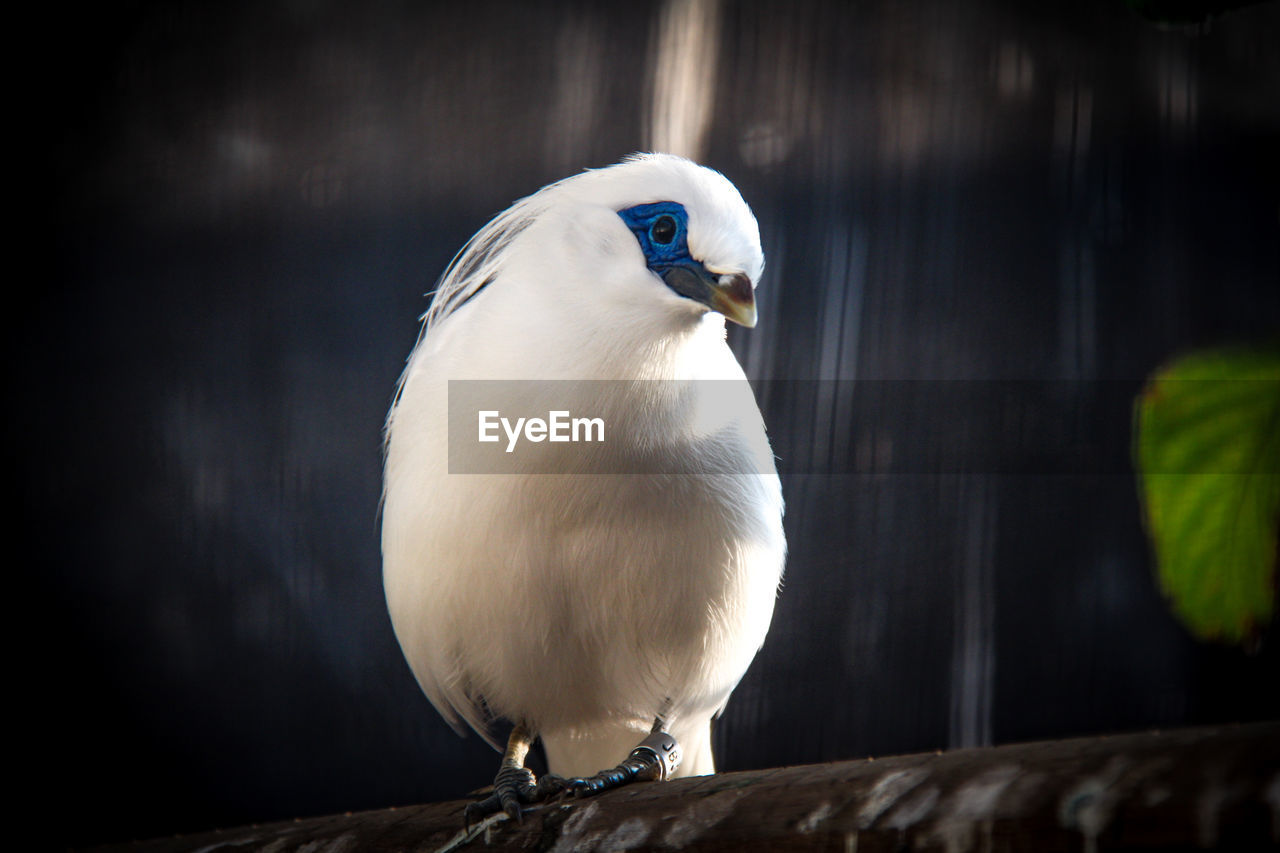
381,153,785,819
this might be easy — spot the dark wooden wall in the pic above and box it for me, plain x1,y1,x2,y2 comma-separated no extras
28,0,1279,846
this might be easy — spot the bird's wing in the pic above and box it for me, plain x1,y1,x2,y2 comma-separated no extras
382,191,548,447
420,195,546,333
382,190,553,749
430,674,504,750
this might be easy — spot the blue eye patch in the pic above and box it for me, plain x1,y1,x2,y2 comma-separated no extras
618,202,692,269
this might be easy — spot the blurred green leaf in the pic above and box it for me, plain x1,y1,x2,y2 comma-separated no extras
1134,344,1280,646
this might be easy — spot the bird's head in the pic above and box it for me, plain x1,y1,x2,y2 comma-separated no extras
525,154,765,332
421,154,765,359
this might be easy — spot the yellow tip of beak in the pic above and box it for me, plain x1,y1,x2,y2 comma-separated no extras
709,273,758,328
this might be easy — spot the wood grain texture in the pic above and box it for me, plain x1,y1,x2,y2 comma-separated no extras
94,722,1279,852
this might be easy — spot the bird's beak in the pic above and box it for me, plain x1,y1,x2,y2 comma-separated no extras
658,263,758,328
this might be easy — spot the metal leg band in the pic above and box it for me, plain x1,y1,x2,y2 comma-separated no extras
628,730,682,781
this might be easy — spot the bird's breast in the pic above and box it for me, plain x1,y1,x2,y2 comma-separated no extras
383,327,783,733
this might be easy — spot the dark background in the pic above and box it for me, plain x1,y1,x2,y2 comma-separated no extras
26,0,1279,847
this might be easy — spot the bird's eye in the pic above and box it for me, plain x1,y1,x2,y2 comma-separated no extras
650,215,677,245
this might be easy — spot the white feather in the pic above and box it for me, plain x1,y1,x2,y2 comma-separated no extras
382,153,785,778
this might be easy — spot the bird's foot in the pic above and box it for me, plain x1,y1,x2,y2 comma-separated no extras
565,730,682,798
465,765,567,826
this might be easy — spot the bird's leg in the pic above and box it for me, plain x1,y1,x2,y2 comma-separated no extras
465,723,566,824
565,717,682,797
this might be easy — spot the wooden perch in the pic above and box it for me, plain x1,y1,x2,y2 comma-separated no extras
97,722,1278,852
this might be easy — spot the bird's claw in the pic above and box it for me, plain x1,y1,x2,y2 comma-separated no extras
465,731,680,826
465,767,567,826
535,773,570,800
564,730,682,798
